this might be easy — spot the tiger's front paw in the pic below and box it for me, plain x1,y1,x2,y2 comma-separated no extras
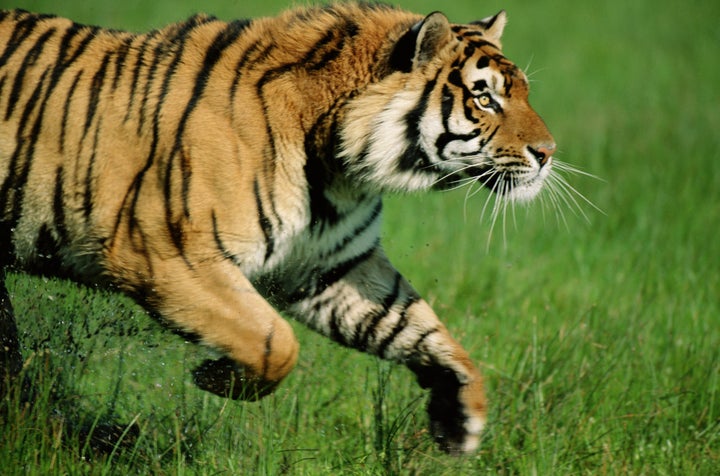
192,357,277,401
427,377,487,454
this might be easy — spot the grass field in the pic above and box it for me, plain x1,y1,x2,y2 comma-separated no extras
1,0,719,474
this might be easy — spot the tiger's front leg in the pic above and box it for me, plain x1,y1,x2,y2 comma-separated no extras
287,246,487,454
105,247,299,402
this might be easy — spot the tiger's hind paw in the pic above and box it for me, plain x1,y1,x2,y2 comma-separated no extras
192,357,277,401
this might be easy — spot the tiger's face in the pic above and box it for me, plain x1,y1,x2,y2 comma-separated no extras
340,11,555,203
425,26,556,202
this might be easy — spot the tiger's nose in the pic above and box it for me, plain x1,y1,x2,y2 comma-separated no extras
528,143,556,166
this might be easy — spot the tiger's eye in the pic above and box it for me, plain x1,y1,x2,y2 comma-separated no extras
476,94,491,107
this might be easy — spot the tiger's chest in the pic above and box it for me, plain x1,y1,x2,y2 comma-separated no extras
247,195,382,309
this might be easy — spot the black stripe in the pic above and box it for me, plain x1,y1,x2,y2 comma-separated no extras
324,293,359,346
211,210,243,266
308,22,358,71
411,327,440,358
136,15,211,135
303,94,358,229
311,241,378,299
52,166,69,244
466,38,498,49
261,328,274,377
441,83,459,124
389,18,423,73
397,77,438,171
59,70,82,153
0,68,50,229
124,33,154,124
153,16,234,254
0,13,53,69
40,24,98,111
171,19,250,144
255,18,356,190
406,327,443,388
328,305,346,345
132,19,204,132
8,23,105,233
354,272,402,350
111,37,132,91
463,44,477,60
119,16,215,255
35,24,102,155
324,199,381,257
253,178,275,262
83,118,102,221
478,125,499,153
472,79,488,92
55,24,98,71
447,68,463,88
5,27,55,121
83,52,111,141
112,138,157,247
166,19,250,229
286,240,380,305
44,25,99,152
304,143,339,228
434,84,481,157
256,23,351,82
229,40,268,119
137,39,166,135
375,294,421,358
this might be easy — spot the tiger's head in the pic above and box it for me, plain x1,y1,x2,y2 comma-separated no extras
339,10,555,203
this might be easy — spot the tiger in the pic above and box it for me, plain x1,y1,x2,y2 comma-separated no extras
0,2,556,454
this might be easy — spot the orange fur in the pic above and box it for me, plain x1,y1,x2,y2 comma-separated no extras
0,3,554,453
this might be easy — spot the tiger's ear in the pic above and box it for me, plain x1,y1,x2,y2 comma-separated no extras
389,12,452,73
471,10,507,47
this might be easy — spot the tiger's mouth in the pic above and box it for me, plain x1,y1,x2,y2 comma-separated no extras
439,157,552,202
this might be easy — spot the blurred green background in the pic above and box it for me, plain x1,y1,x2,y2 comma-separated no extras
1,0,718,474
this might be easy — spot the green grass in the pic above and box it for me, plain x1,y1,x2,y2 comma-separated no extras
2,0,719,474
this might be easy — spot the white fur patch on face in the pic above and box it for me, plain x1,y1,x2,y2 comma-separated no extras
341,88,440,192
505,156,553,203
464,64,507,107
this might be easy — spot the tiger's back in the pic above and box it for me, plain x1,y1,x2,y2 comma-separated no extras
0,6,411,281
0,3,557,454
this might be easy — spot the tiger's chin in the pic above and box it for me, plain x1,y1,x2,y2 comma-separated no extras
499,173,549,203
438,158,552,203
484,159,552,203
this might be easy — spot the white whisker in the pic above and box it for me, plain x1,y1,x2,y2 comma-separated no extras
486,173,506,251
442,175,479,192
550,171,604,222
546,174,585,221
431,156,600,251
501,183,509,246
542,175,571,230
552,160,605,182
429,164,475,187
479,170,500,223
463,179,482,221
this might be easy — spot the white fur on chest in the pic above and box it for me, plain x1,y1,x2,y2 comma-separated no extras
247,196,382,306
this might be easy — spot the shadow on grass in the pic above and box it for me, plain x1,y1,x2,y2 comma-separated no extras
0,353,148,468
0,342,230,476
